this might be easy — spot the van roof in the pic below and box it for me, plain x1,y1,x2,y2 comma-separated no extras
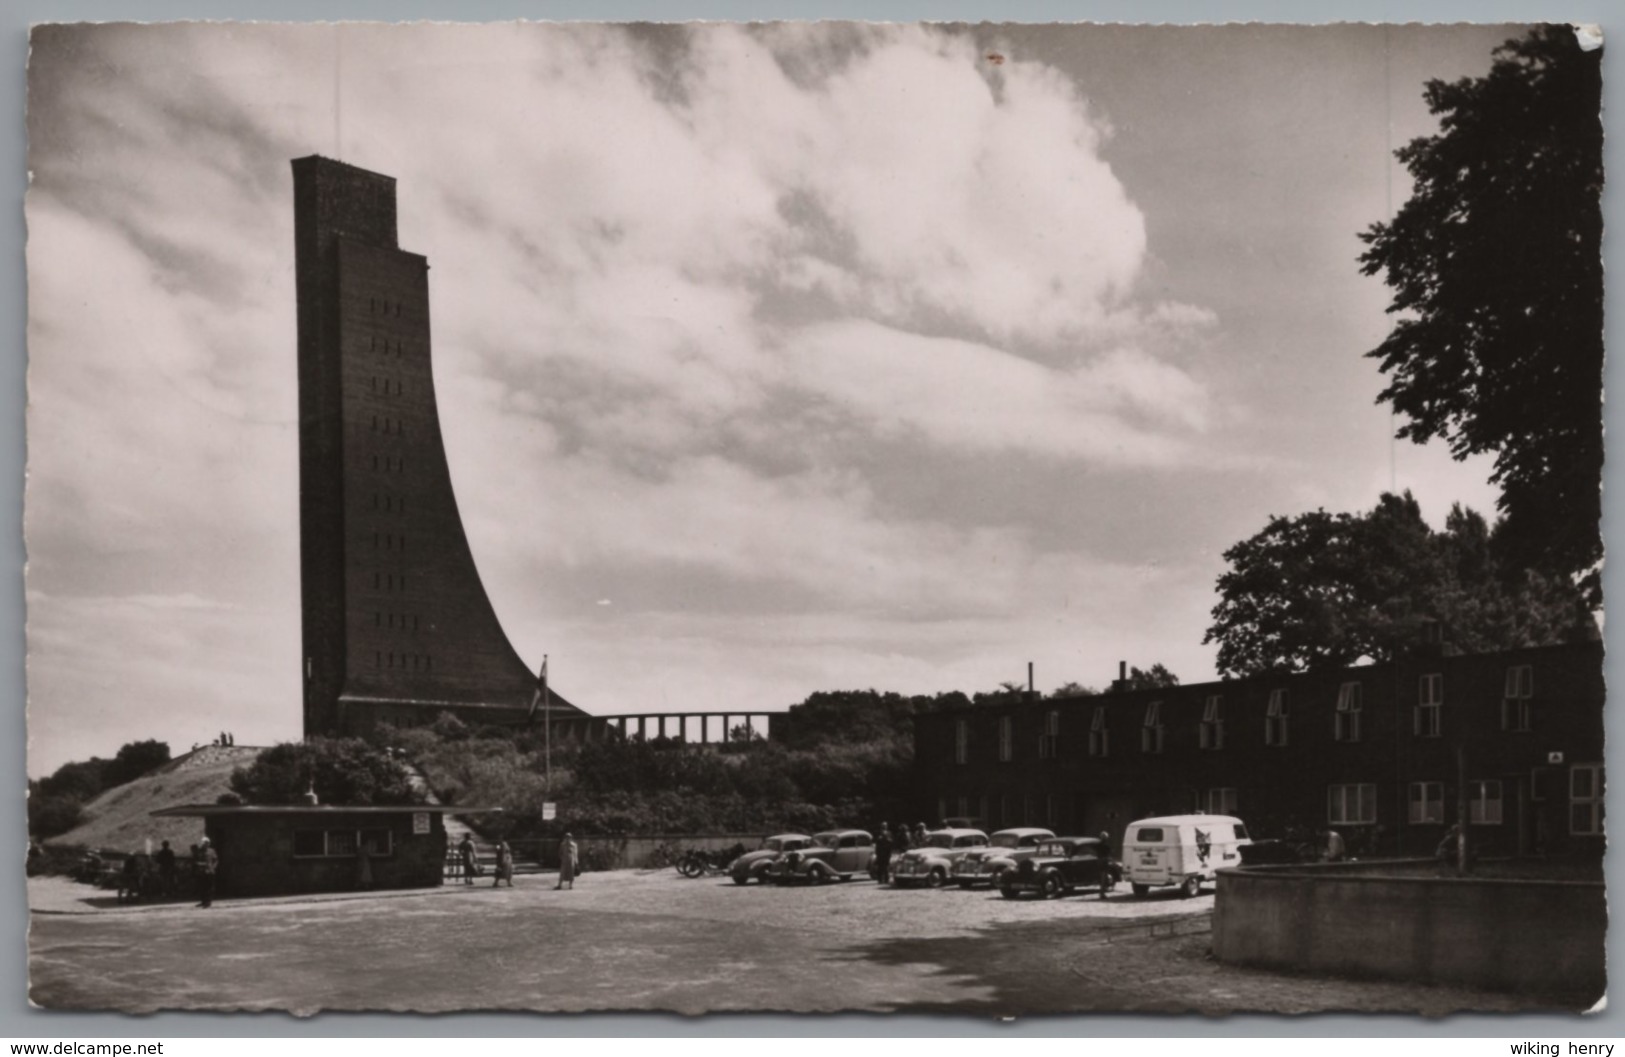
1127,814,1244,828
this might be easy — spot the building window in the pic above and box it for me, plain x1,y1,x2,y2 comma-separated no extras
954,719,968,765
1038,710,1060,759
1503,664,1534,733
1199,695,1224,750
1207,787,1238,815
1335,682,1362,742
1408,781,1444,824
1140,701,1164,754
1088,706,1109,758
1571,764,1605,836
1265,689,1289,747
1415,673,1443,737
294,829,394,859
997,716,1013,762
1469,780,1503,825
1328,783,1377,825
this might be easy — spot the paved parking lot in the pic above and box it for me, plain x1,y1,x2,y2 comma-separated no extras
28,869,1575,1017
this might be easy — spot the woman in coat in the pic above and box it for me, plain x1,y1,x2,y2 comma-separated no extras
555,833,578,890
492,840,514,888
457,834,478,886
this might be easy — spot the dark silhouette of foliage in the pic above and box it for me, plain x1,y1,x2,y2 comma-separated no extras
229,737,422,806
1359,27,1604,602
1120,664,1180,691
27,791,83,839
1205,491,1596,677
106,739,171,787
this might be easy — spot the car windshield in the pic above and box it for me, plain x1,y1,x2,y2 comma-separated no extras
991,834,1022,848
954,835,988,848
762,839,784,852
1036,842,1068,857
1234,823,1250,840
925,834,955,849
812,833,840,846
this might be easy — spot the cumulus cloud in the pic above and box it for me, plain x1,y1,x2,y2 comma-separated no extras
25,22,1233,770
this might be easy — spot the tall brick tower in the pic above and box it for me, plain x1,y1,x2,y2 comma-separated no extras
293,156,582,737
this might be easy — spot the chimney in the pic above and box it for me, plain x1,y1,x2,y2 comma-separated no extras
1110,660,1130,694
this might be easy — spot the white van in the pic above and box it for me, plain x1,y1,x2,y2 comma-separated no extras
1121,814,1251,898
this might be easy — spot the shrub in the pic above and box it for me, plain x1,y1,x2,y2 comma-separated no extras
230,738,422,806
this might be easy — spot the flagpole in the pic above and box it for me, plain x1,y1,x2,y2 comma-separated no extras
543,654,551,793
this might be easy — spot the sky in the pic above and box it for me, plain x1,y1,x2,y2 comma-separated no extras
23,21,1540,775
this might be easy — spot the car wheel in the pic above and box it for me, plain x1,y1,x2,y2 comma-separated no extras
731,874,749,886
999,885,1019,900
1131,883,1150,897
1180,875,1202,899
1040,873,1062,899
926,868,946,889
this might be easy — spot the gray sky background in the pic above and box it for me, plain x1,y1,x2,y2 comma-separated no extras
25,21,1541,774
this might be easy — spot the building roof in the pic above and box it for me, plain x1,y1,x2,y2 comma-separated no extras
150,804,504,818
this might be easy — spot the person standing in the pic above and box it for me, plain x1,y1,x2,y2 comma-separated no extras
154,840,177,897
873,823,893,884
1323,828,1347,863
195,837,219,908
555,833,578,890
894,823,912,856
457,833,478,886
492,840,514,888
354,843,374,891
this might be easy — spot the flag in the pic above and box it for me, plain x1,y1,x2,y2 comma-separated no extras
528,656,548,720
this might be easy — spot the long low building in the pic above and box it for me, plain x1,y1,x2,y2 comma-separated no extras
913,640,1604,859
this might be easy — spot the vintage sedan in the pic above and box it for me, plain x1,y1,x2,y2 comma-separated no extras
728,833,814,885
998,837,1122,899
769,830,876,884
889,828,991,888
950,827,1056,888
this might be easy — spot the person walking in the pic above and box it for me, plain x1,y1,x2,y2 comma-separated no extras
555,833,578,890
492,840,514,888
457,833,478,886
873,823,893,884
195,837,219,908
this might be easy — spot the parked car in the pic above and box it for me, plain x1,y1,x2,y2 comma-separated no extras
769,830,876,884
950,827,1056,888
1121,814,1251,898
890,828,990,888
728,834,814,885
999,837,1122,899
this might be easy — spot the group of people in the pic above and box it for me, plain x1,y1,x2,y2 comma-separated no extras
456,832,579,890
107,837,217,907
870,821,933,883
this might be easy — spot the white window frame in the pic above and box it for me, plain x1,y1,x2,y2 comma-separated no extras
1265,689,1289,747
997,715,1013,762
954,719,968,765
1571,763,1605,836
1141,701,1165,754
1468,779,1503,825
1502,665,1534,733
1207,787,1238,815
1335,682,1363,742
1415,673,1443,738
1328,783,1377,825
1408,781,1444,824
1088,705,1109,758
1199,695,1225,750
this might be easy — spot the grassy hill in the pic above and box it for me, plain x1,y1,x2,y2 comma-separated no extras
44,745,259,853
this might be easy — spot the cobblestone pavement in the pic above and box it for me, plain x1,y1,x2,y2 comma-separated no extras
27,869,1587,1017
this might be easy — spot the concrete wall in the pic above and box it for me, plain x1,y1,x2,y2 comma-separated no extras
1212,862,1605,999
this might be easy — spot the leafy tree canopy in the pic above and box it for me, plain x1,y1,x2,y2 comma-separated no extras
1204,491,1596,677
1358,26,1603,602
229,737,422,806
1120,664,1180,691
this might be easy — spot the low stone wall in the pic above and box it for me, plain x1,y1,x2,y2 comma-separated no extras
510,833,764,871
1213,860,1606,999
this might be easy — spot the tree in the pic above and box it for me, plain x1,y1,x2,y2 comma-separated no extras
1204,491,1595,677
1358,26,1604,602
229,738,422,806
1122,664,1180,691
106,739,171,787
